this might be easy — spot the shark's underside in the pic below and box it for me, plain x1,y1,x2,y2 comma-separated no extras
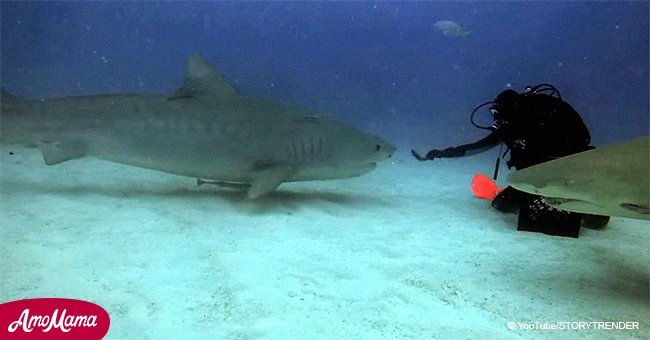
508,137,650,220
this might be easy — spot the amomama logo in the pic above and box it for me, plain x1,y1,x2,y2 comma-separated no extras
0,298,110,339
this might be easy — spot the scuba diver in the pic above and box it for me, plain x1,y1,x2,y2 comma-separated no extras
411,84,609,237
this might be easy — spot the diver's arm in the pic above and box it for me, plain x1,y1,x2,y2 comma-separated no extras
412,132,500,161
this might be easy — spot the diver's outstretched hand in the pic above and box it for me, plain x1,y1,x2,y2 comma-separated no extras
412,149,429,161
412,149,442,161
411,149,427,161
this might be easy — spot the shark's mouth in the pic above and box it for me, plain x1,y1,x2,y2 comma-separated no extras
337,162,377,178
340,162,377,177
360,162,378,172
289,162,378,182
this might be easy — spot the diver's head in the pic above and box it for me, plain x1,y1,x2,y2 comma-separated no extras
470,89,522,131
490,89,520,121
494,89,519,106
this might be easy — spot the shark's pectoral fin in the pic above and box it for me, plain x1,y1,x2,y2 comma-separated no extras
39,141,86,165
247,166,293,199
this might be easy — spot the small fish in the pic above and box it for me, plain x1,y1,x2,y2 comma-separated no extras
434,20,470,39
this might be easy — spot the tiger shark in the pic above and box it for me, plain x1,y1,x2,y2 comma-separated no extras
0,55,395,198
508,137,650,220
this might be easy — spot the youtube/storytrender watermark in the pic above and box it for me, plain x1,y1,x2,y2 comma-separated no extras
507,321,640,331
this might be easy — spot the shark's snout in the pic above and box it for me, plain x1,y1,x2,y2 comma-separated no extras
374,139,396,160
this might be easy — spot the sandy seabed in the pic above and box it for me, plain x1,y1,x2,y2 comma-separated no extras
1,145,648,339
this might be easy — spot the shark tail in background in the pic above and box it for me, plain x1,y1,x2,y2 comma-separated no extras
1,90,29,145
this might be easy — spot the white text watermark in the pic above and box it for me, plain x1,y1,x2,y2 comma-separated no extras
507,321,639,331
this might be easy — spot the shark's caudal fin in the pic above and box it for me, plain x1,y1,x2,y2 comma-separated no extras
169,55,242,102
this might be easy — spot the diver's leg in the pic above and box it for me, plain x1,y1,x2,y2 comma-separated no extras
491,186,536,213
517,197,582,238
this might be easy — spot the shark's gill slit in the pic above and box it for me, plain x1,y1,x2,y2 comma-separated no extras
292,137,299,161
179,115,187,134
318,136,323,157
309,137,314,157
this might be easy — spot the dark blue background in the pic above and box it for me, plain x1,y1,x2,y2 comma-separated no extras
2,2,648,150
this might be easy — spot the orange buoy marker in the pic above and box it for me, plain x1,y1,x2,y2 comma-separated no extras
471,173,504,200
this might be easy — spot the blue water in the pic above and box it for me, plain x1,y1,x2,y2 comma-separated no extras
2,1,647,149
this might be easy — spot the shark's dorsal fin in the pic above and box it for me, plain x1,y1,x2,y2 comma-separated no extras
170,55,240,101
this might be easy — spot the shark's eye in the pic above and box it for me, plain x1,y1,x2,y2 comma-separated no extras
375,144,381,151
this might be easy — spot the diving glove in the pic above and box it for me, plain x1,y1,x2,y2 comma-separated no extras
411,149,442,161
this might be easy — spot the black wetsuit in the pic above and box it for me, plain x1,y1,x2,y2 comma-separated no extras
413,88,607,237
427,91,592,168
